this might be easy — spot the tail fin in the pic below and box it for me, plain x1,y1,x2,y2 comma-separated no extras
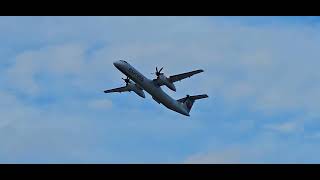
177,94,209,113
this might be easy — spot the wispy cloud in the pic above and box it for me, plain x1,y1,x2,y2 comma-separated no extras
88,99,113,110
265,120,303,134
184,149,241,164
0,16,320,163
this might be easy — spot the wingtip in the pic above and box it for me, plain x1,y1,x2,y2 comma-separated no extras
194,69,204,73
202,94,209,99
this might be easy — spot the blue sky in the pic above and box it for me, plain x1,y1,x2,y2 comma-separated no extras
1,16,320,163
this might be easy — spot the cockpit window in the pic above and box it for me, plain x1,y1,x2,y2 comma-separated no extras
120,60,128,63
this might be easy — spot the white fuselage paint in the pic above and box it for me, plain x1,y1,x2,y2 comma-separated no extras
113,60,190,116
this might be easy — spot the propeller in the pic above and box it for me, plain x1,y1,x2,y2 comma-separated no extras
184,94,190,103
122,77,130,85
151,66,164,77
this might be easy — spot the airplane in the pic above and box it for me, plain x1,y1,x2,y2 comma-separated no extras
103,60,208,116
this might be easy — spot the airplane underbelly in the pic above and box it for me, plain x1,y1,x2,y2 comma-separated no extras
152,91,177,109
152,96,161,104
136,79,181,111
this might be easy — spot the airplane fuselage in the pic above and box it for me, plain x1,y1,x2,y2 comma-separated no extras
113,60,190,116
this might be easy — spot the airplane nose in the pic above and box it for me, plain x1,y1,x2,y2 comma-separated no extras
113,61,121,68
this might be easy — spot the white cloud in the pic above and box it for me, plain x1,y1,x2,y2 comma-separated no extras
5,43,87,95
5,17,320,118
182,133,280,164
184,149,241,164
75,17,320,118
182,130,309,164
0,90,102,163
265,121,300,133
88,99,113,109
306,132,320,139
2,17,320,163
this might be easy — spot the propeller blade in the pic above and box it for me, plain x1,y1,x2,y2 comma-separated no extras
182,95,190,103
122,77,130,84
153,66,164,77
159,67,163,73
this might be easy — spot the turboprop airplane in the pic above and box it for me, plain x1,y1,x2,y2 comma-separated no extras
104,60,208,116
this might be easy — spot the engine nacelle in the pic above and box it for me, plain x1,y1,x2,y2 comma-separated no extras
128,83,145,98
158,74,176,91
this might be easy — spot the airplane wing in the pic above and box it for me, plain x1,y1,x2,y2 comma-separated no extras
104,86,130,93
168,69,204,83
177,94,209,103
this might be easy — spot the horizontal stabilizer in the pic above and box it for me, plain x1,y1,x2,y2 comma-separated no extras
177,94,209,103
177,94,209,113
189,94,208,101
